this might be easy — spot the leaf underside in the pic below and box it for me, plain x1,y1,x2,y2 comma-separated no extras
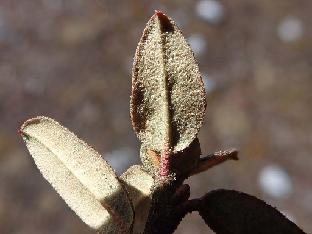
131,11,206,153
20,116,133,233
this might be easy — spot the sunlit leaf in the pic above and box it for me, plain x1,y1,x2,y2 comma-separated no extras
130,11,206,153
20,116,133,233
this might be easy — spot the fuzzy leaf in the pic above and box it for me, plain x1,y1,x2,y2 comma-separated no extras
199,189,306,234
20,116,133,233
140,138,201,175
121,165,154,233
130,11,206,153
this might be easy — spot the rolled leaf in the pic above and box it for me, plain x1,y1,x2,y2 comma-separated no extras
140,138,201,175
130,11,206,153
121,165,154,233
199,189,306,234
20,116,133,233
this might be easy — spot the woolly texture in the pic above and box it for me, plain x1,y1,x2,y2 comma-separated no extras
130,11,206,153
20,116,133,233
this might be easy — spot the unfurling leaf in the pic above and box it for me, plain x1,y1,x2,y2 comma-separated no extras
20,116,133,233
140,138,201,175
199,189,306,234
121,165,154,233
130,11,206,153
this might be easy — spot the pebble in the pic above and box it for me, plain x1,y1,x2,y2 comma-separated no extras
258,165,292,199
277,16,303,42
196,0,225,24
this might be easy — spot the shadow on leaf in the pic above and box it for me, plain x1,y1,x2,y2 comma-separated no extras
198,189,306,234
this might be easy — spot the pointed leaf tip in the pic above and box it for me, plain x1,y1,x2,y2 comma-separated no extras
154,11,173,32
130,13,206,153
21,116,133,233
154,10,162,15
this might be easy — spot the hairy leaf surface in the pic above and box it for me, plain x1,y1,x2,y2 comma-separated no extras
131,11,206,153
20,116,133,233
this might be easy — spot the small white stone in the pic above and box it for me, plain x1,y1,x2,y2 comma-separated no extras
196,0,225,24
258,165,293,199
188,34,206,56
277,16,303,42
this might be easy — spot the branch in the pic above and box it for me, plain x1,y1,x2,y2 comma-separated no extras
190,148,238,176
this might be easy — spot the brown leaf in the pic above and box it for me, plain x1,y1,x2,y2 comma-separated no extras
130,11,206,153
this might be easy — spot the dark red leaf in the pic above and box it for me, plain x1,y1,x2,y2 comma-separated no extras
199,189,306,234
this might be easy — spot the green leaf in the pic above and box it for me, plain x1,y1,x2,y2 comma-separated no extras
20,116,133,233
130,11,206,153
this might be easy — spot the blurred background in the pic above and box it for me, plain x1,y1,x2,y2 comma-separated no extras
0,0,311,233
